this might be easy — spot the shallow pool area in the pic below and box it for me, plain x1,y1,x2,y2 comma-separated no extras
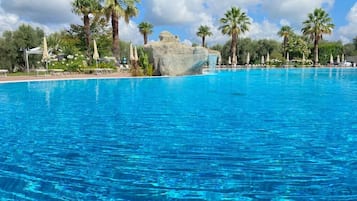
0,68,357,200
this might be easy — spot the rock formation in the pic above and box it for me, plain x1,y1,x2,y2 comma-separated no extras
144,31,216,76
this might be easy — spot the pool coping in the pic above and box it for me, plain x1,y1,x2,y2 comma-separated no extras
1,67,355,84
0,72,135,84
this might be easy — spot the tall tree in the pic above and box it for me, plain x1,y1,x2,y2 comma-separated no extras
72,0,101,59
0,24,44,71
104,0,140,60
287,34,310,59
353,36,357,50
219,7,250,66
196,25,213,47
138,22,153,45
277,25,293,58
301,8,334,65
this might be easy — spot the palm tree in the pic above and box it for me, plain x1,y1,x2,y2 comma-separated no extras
104,0,140,60
138,22,153,45
72,0,101,58
219,7,250,66
301,8,334,65
278,25,293,58
196,25,213,47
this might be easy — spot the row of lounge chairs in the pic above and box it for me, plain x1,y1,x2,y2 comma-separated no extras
0,65,128,78
33,68,117,76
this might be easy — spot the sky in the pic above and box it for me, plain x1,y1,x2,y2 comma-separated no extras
0,0,356,46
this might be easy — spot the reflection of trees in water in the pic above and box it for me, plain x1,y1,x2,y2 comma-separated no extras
27,81,66,108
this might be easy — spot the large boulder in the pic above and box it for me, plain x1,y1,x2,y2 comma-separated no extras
144,31,209,76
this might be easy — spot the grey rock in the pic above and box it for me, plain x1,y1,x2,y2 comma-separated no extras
144,31,210,76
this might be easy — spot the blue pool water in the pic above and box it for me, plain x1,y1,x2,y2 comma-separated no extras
0,68,357,200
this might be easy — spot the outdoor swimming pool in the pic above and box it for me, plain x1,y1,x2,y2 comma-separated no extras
0,68,357,200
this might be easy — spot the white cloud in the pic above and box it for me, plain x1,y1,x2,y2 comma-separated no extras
142,0,261,26
279,19,291,26
143,0,202,25
0,0,78,35
246,19,280,40
119,19,143,45
261,0,334,27
200,0,260,20
1,0,77,24
338,2,357,43
0,11,19,33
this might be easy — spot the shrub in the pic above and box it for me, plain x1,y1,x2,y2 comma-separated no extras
49,54,86,72
138,51,153,76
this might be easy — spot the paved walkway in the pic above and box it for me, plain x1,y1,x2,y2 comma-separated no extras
0,72,132,83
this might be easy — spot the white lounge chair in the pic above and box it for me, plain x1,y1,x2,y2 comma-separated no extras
119,64,130,72
35,68,48,76
0,69,8,77
49,69,64,75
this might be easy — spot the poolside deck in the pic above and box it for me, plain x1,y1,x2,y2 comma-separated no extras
0,71,132,83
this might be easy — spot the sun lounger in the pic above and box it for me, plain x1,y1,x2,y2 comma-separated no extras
0,69,8,77
49,69,64,75
35,69,48,76
94,68,114,75
119,65,130,72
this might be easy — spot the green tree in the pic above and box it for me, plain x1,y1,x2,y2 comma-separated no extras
72,0,101,59
318,41,344,65
256,39,279,57
302,8,334,65
210,44,223,53
353,36,357,50
238,38,258,64
344,43,357,56
287,34,310,60
196,25,213,47
220,37,285,65
65,13,110,57
0,31,17,71
0,24,44,71
278,25,293,57
219,7,250,66
138,22,153,45
13,24,44,50
104,0,140,60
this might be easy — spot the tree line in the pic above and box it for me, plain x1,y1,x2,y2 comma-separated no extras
198,7,338,66
1,2,357,71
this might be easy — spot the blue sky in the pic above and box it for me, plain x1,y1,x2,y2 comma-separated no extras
0,0,356,46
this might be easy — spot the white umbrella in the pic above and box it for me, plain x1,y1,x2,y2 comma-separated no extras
134,46,138,61
42,37,49,70
228,56,231,65
342,54,345,63
129,43,134,62
261,55,265,65
266,52,270,63
330,54,333,64
246,52,250,65
286,52,290,62
93,39,99,68
302,53,305,64
337,55,340,63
